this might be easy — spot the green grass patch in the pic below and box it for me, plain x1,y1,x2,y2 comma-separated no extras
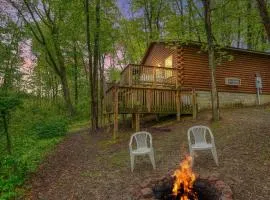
0,96,89,200
211,121,221,130
69,119,90,133
108,150,128,168
80,170,102,178
98,139,119,149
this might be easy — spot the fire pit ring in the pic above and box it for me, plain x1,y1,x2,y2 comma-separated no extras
131,173,233,200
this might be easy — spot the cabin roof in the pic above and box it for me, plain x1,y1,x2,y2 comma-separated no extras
140,40,270,64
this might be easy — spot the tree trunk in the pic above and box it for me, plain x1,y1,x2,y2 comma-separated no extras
179,0,184,35
256,0,270,42
59,67,75,116
202,0,220,121
237,1,241,48
247,0,252,49
143,0,153,42
2,112,11,154
99,55,105,126
188,0,192,39
52,28,75,115
73,43,79,105
92,0,100,130
85,0,95,133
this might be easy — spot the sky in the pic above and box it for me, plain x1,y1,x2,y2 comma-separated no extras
117,0,132,18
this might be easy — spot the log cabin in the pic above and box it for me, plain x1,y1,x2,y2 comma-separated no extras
105,41,270,137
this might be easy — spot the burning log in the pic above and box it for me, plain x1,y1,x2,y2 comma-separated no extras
172,155,197,199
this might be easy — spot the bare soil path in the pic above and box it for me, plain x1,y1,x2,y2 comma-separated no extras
27,107,270,200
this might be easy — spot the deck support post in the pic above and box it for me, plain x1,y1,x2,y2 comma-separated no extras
192,89,197,120
113,85,119,139
153,66,156,87
176,89,181,121
108,114,112,125
131,113,135,129
122,114,127,125
128,65,132,86
135,113,140,132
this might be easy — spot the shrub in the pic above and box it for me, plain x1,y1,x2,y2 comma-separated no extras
0,155,27,200
33,117,68,139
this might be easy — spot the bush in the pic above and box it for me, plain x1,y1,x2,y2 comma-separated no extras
0,156,27,199
33,117,68,139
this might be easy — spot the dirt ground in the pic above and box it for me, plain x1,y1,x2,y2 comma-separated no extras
26,107,270,200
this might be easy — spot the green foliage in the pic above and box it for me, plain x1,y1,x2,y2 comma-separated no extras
0,155,27,199
0,96,74,199
32,117,68,139
0,93,22,113
107,67,121,82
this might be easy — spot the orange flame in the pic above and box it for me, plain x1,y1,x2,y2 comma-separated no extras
172,155,197,200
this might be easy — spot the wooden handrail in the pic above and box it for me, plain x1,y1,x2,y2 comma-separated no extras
120,64,178,75
106,84,194,93
120,64,179,88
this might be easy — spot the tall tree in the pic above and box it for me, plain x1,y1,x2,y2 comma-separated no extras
84,0,94,131
256,0,270,42
8,0,76,115
131,0,165,45
247,0,253,48
0,16,22,154
73,42,79,105
93,0,100,130
201,0,220,121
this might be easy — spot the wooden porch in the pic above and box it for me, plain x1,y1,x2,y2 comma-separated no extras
120,64,179,88
105,63,197,138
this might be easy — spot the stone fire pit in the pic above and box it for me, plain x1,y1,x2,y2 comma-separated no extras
131,172,233,200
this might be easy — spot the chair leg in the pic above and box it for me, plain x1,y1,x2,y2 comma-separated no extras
130,154,135,172
211,147,219,166
149,150,156,170
189,148,195,167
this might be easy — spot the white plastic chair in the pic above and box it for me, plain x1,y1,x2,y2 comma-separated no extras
129,131,156,172
187,126,219,166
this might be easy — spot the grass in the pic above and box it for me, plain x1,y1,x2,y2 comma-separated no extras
68,119,90,133
80,170,102,178
108,150,129,168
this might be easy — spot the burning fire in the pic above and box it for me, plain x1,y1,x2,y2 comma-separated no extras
172,155,197,200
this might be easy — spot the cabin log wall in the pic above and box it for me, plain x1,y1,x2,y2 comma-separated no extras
182,45,270,94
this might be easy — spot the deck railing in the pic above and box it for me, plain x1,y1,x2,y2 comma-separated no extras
120,64,178,88
105,85,196,115
104,85,197,138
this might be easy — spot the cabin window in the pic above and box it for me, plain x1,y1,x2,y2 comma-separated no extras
165,55,172,68
165,55,173,78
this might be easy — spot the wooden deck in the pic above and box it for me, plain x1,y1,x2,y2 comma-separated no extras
104,64,198,138
105,85,196,115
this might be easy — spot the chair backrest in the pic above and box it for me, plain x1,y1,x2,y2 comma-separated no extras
130,131,152,149
187,125,214,145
